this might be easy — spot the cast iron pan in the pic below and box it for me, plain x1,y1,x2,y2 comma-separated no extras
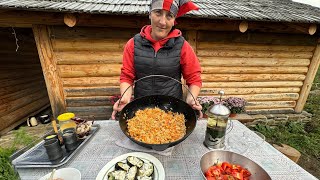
119,95,197,151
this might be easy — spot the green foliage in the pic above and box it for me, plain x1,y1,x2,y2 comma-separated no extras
254,122,320,158
0,147,18,180
12,127,35,147
0,127,36,180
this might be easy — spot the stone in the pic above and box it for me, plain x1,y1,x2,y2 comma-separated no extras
229,113,254,123
265,114,274,119
273,114,289,119
251,115,267,120
287,114,304,121
301,111,313,118
274,117,288,121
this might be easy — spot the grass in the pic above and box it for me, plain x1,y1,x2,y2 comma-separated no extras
0,127,36,180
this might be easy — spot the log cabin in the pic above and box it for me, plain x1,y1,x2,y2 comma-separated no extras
0,0,319,134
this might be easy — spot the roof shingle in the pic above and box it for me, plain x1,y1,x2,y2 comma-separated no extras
0,0,319,23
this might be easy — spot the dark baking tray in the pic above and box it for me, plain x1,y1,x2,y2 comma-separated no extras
11,124,100,168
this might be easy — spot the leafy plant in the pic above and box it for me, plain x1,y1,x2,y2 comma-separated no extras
0,147,19,180
0,127,36,180
224,97,247,114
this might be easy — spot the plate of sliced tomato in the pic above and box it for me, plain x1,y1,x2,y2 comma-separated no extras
200,150,271,180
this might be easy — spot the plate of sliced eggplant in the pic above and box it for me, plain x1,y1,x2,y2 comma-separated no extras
96,152,165,180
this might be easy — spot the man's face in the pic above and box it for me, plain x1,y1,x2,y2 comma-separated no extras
149,9,176,40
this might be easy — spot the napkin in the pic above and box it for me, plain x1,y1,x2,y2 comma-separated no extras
115,135,175,156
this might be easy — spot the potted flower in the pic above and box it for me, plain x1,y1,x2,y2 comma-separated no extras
197,96,222,118
224,97,247,117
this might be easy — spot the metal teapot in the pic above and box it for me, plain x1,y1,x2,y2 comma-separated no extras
203,90,230,149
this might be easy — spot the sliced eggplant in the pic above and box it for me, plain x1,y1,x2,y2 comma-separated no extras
138,161,154,177
126,156,144,168
126,166,138,180
115,162,131,172
107,171,115,180
108,170,127,180
136,176,153,180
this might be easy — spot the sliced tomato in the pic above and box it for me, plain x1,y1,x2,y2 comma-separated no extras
231,170,244,180
206,176,217,180
222,175,236,180
206,166,222,177
221,162,232,170
242,169,252,178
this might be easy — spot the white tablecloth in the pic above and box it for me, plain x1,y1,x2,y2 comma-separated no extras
15,120,317,180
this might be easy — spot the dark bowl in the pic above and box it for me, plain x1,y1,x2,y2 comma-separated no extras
119,95,197,151
200,150,271,179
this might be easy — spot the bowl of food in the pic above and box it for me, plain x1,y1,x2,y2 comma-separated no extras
200,150,271,180
119,95,197,151
38,168,81,180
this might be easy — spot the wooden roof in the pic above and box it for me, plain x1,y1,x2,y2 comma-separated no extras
0,0,319,23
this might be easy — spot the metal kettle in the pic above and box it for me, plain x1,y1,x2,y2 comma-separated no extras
203,90,230,149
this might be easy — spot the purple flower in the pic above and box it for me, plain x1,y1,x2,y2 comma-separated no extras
224,97,247,114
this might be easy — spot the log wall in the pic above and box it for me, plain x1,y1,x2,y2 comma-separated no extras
42,25,319,119
0,27,50,135
48,26,139,119
197,31,318,114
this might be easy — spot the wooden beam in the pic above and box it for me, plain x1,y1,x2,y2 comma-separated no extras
32,25,66,118
309,24,317,35
239,21,248,33
0,10,64,27
64,13,77,27
295,43,320,112
0,10,316,35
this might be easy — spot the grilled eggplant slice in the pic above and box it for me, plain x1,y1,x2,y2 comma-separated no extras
107,170,127,180
126,166,138,180
126,156,144,168
136,176,153,180
138,161,154,177
115,162,130,172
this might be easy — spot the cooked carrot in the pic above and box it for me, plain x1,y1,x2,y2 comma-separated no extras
127,108,186,144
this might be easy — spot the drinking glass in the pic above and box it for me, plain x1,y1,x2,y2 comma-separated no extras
242,131,265,151
224,135,248,154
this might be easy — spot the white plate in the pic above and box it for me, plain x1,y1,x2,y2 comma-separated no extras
96,152,165,180
38,167,81,180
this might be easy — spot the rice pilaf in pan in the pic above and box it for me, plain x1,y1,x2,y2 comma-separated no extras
127,107,186,144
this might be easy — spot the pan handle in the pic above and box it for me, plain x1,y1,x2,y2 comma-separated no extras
117,74,199,107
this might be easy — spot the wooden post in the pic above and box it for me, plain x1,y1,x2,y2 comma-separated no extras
183,30,198,100
32,25,66,118
295,42,320,112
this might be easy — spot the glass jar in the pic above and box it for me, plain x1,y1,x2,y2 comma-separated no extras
57,112,77,132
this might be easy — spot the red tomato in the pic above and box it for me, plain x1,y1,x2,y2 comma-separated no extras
242,169,252,178
231,170,243,180
205,162,251,180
